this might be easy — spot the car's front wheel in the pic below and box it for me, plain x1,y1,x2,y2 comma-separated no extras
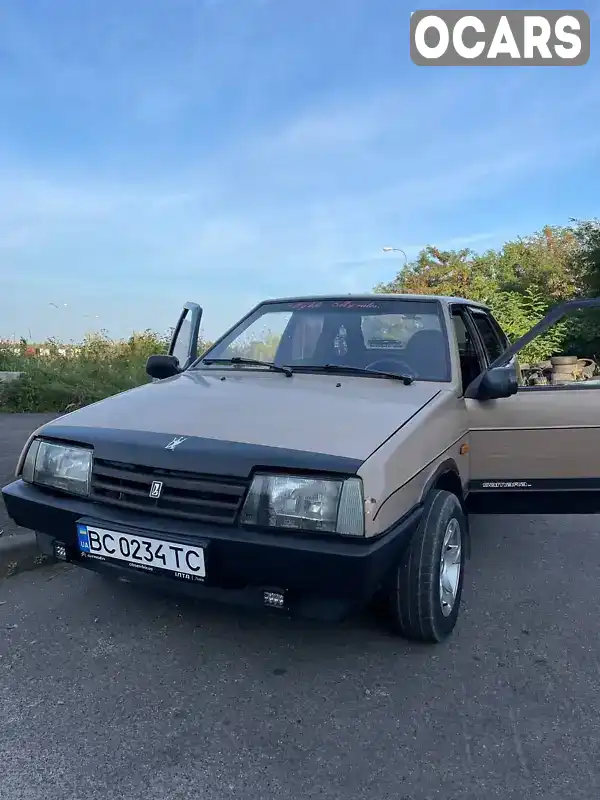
386,489,466,643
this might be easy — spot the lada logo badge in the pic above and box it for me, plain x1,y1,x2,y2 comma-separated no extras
149,481,163,498
165,436,187,451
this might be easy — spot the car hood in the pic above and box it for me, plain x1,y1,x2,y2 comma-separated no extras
40,370,444,462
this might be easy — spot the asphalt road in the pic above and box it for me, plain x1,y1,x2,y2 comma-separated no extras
1,415,600,800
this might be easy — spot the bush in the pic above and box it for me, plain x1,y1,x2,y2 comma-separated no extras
487,286,569,364
0,330,170,413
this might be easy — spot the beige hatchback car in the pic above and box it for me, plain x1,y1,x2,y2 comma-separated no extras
3,294,599,642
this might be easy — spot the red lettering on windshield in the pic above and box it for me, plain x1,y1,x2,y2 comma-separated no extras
289,300,383,310
331,301,380,309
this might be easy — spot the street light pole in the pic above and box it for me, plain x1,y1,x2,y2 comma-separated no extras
382,247,408,266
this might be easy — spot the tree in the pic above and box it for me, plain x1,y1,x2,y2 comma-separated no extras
488,286,568,364
494,225,583,301
571,218,600,297
376,226,585,305
374,222,600,363
375,245,499,303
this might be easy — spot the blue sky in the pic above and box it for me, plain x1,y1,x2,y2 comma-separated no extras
1,0,599,343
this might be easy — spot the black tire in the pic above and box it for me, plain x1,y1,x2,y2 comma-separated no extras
387,489,466,643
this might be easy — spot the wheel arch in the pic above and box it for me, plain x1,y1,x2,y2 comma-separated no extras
419,459,463,504
419,460,471,559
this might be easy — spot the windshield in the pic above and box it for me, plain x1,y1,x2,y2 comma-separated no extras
197,298,450,382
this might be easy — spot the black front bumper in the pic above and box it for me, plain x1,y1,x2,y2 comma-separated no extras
1,480,422,621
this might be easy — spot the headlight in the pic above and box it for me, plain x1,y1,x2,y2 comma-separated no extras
240,474,364,536
21,439,92,496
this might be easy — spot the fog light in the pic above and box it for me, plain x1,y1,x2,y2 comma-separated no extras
53,542,68,561
263,590,285,608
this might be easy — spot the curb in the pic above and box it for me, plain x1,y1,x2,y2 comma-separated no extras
0,531,55,578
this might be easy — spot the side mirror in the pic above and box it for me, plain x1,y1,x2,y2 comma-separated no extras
465,365,519,401
168,302,203,371
146,354,181,380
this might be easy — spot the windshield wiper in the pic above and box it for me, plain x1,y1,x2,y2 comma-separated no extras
202,357,293,377
320,364,414,385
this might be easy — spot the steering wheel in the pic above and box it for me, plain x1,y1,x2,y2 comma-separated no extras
364,357,414,376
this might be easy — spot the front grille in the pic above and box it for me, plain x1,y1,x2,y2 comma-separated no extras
90,458,249,525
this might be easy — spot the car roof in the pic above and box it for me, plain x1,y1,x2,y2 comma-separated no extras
259,293,490,310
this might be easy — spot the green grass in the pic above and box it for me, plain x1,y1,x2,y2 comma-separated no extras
0,331,169,413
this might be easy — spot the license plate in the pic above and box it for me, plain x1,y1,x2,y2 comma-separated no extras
76,524,205,581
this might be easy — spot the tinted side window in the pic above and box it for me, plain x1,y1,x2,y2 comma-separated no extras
452,312,476,357
452,308,486,391
471,309,505,363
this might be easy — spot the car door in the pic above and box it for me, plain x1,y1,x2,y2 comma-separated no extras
463,298,600,515
169,302,203,369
